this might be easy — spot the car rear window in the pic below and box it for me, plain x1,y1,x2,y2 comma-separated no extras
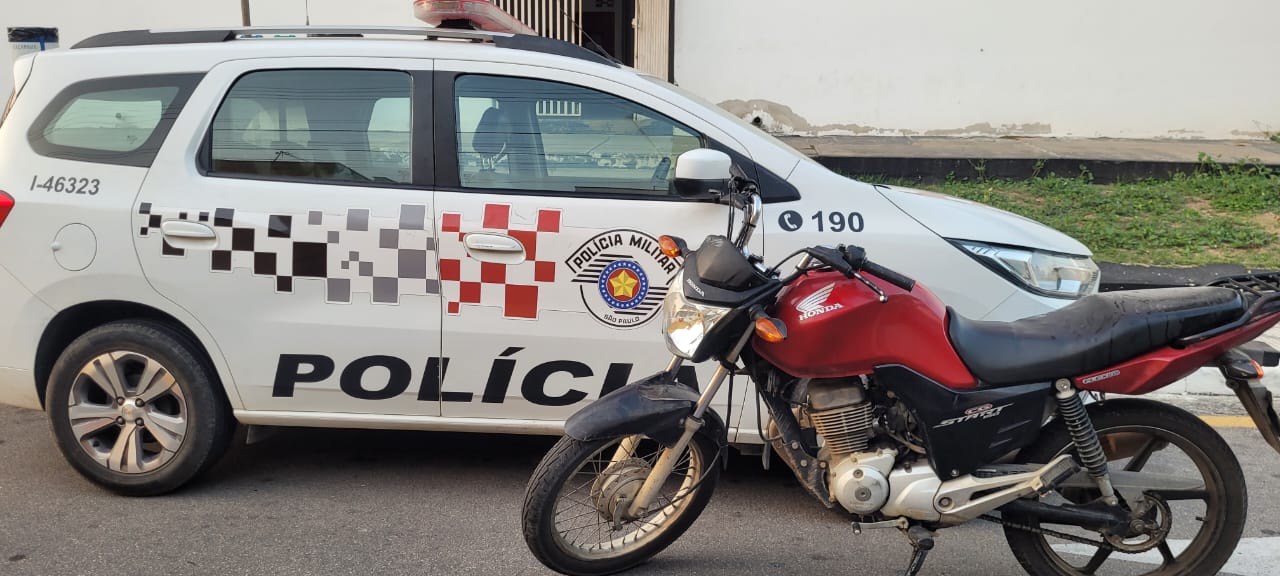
28,74,203,167
207,69,413,186
43,87,177,152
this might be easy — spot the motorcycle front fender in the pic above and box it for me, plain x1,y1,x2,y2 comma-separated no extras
564,372,728,448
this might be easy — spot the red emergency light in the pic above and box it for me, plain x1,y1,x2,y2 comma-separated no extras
413,0,536,35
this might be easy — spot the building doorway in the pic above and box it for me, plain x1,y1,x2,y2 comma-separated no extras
580,0,634,66
488,0,669,80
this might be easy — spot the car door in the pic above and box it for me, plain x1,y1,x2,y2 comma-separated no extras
431,61,761,427
134,58,444,416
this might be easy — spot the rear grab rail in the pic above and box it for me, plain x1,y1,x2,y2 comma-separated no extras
1175,272,1280,346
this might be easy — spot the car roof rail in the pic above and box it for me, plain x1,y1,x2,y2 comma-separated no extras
71,26,619,67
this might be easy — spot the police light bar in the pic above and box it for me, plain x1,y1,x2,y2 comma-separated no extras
413,0,537,35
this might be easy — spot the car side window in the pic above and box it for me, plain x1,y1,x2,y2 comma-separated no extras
41,87,177,152
27,74,203,167
454,74,702,196
209,69,412,185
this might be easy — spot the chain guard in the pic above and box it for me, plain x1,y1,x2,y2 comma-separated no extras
982,514,1117,551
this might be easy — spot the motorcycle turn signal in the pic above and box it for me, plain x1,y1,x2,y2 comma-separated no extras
754,316,787,342
659,235,687,258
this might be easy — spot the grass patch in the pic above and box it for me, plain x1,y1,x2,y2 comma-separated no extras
888,159,1280,268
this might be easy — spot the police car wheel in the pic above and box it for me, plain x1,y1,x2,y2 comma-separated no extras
522,433,721,576
46,320,234,496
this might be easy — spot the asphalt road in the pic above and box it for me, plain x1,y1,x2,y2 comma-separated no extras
2,403,1278,576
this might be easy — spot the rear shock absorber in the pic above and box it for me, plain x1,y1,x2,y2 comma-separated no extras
1054,379,1119,505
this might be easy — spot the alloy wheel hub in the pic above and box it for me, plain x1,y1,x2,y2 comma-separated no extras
68,351,188,474
121,401,143,420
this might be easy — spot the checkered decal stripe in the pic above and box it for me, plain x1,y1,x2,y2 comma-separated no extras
136,202,437,305
439,203,561,320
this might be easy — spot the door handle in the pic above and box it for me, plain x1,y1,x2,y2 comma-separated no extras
463,232,526,265
160,221,217,240
464,232,524,253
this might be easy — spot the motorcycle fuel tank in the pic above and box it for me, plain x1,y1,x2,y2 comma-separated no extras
753,270,977,390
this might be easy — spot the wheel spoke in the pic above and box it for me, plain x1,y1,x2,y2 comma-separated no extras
1124,436,1160,472
134,359,170,401
1080,548,1112,574
68,403,119,439
82,353,128,399
556,508,604,524
108,422,145,473
138,367,178,403
549,438,707,558
142,412,186,452
561,476,597,500
1146,488,1209,501
1158,541,1177,566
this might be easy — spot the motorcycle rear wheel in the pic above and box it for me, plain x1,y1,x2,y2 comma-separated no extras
522,433,721,576
1003,398,1247,576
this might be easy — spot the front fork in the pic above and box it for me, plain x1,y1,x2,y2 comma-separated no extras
608,357,688,464
620,332,752,519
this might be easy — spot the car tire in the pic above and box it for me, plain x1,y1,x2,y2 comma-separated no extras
45,320,234,496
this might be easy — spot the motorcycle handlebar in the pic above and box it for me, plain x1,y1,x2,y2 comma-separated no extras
803,245,916,293
861,260,916,292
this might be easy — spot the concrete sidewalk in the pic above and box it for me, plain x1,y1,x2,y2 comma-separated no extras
782,135,1280,183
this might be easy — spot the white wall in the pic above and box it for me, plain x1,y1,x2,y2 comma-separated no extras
1,0,242,97
6,1,1276,140
674,0,1280,140
247,0,419,26
0,0,421,99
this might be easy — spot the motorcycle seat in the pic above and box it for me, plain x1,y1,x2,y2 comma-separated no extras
947,287,1245,386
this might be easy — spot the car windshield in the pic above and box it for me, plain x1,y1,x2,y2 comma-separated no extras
639,75,818,167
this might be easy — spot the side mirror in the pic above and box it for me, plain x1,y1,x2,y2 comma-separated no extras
673,149,732,199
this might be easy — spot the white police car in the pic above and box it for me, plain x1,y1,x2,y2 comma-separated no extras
0,25,1099,494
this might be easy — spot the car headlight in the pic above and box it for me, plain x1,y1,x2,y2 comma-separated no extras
952,240,1100,299
663,275,732,359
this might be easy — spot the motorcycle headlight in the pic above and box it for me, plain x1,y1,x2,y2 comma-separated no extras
663,275,732,359
952,240,1100,299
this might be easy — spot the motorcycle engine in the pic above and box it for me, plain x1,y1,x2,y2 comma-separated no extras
804,380,897,514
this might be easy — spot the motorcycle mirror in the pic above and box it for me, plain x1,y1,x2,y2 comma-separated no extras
673,149,732,199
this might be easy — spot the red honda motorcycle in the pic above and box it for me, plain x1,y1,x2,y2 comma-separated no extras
521,149,1280,576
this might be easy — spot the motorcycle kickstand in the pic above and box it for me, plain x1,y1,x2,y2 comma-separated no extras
897,525,935,576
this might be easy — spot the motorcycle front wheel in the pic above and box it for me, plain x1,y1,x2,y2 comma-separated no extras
1003,398,1247,576
522,433,722,576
